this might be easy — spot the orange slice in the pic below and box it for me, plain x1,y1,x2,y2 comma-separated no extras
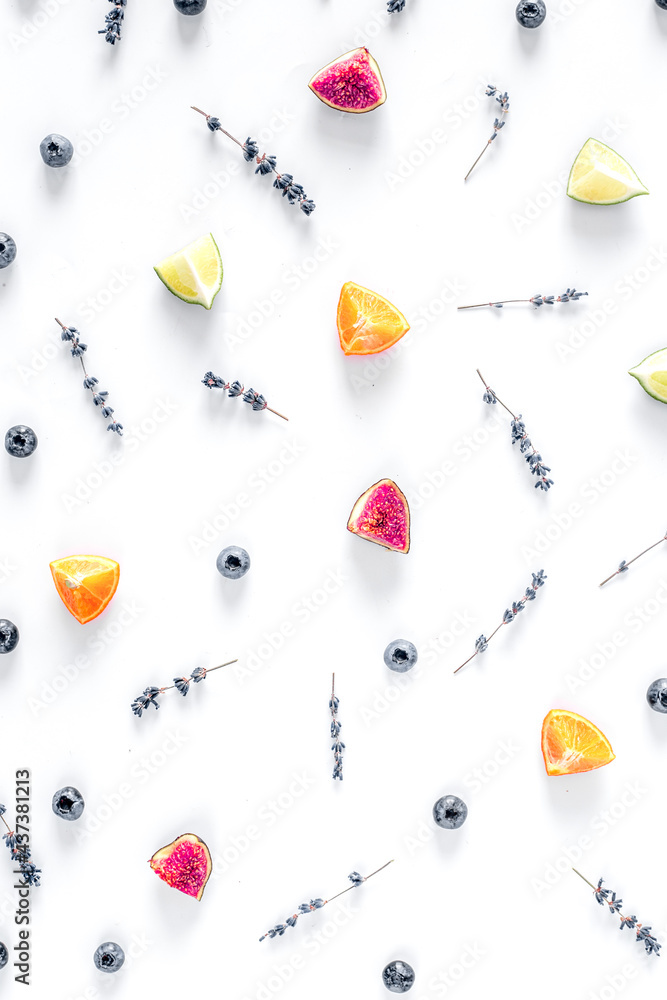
50,555,120,624
541,709,615,776
337,281,410,356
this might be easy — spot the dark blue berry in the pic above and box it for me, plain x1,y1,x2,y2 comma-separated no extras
216,545,250,580
383,961,415,993
0,942,7,970
0,621,19,654
93,942,125,973
384,640,418,672
516,0,546,26
173,0,207,12
52,786,85,821
647,678,667,713
656,0,667,9
0,234,16,270
433,794,468,830
5,425,37,458
39,134,74,168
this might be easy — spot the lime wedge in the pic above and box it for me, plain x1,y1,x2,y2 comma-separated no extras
567,138,648,205
154,233,223,309
629,348,667,403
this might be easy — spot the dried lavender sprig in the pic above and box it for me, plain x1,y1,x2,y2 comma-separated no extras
131,659,238,717
573,870,661,957
599,531,667,587
191,107,315,216
330,673,344,781
454,570,546,674
464,85,509,181
55,319,123,435
477,369,553,492
259,860,393,942
458,289,588,310
0,804,41,888
387,0,406,11
202,372,288,421
99,0,126,44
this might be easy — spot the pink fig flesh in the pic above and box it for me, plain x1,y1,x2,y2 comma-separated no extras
149,833,212,901
309,48,387,114
347,479,410,553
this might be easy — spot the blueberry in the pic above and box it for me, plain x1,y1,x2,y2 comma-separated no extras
39,134,74,168
0,234,16,270
0,942,7,970
516,0,547,26
647,678,667,713
656,0,667,9
52,786,85,821
93,942,125,973
5,425,37,458
382,961,415,993
433,794,468,830
173,0,207,12
216,545,250,580
384,640,418,673
0,621,19,654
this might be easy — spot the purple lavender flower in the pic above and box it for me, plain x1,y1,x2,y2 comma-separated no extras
459,288,588,311
99,0,126,44
478,370,553,492
575,871,661,957
599,531,667,587
192,108,315,215
202,373,288,420
464,86,510,181
455,571,547,673
330,674,344,781
132,661,235,717
55,319,123,435
259,863,393,943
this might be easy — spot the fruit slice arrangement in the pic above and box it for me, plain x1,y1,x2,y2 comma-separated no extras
149,833,212,901
50,555,120,624
309,48,386,113
628,348,667,403
567,139,648,205
541,709,615,776
337,282,410,356
348,479,410,553
154,233,223,309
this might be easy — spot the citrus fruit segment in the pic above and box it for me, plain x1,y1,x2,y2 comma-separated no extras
629,348,667,403
337,282,410,356
541,709,615,776
50,555,120,624
309,48,386,114
149,833,212,901
347,479,410,553
154,233,223,309
567,138,648,205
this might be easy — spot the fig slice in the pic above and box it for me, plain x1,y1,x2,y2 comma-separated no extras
309,48,387,114
347,479,410,553
149,833,212,901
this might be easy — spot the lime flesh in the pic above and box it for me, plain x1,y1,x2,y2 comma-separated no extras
567,138,648,205
629,348,667,403
154,234,223,309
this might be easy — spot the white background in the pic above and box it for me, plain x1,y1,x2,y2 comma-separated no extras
2,0,667,996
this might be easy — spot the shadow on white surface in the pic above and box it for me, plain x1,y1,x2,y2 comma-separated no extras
6,454,38,488
543,769,612,815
